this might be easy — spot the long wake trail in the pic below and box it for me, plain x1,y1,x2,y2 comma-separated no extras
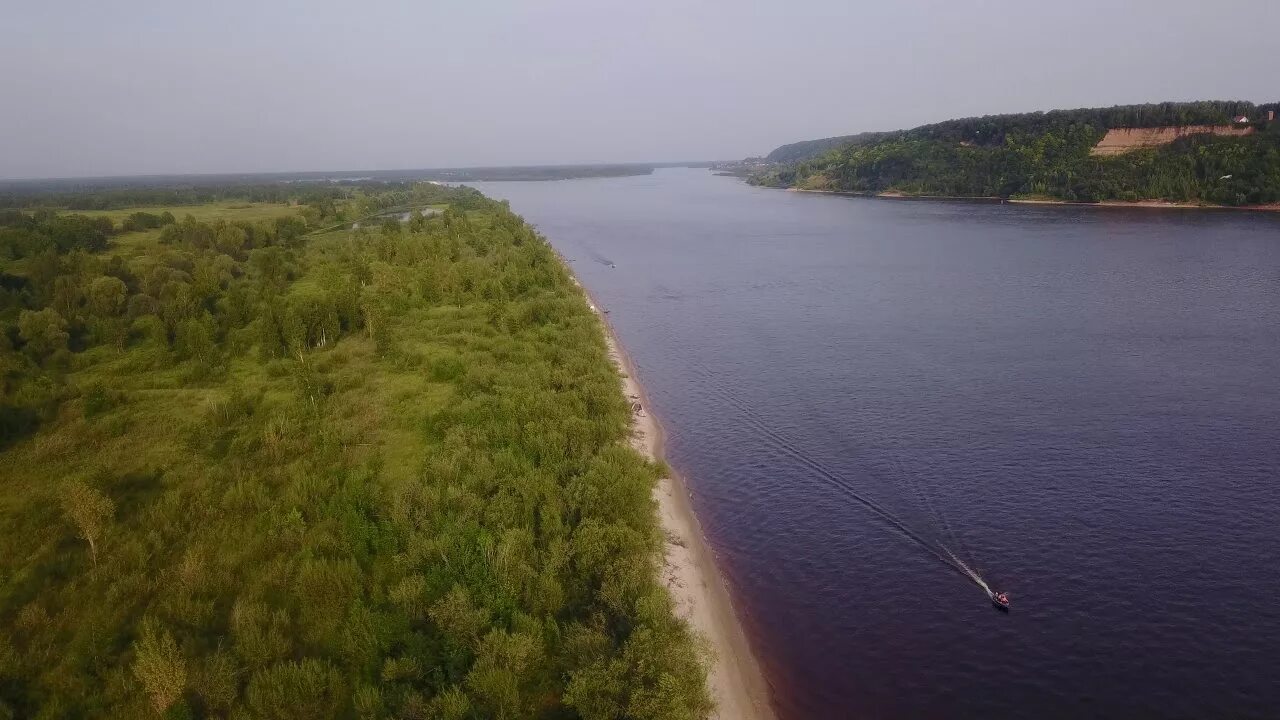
892,453,973,562
943,546,992,596
582,246,615,267
682,358,968,575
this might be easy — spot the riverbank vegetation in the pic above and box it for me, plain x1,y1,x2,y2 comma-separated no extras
0,182,709,718
0,165,670,212
752,100,1280,205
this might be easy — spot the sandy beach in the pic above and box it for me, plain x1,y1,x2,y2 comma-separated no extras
787,186,1280,212
1007,197,1280,211
573,278,776,720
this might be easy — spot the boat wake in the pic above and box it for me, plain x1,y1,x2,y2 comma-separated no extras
683,359,958,569
943,545,993,597
583,247,615,267
680,354,997,596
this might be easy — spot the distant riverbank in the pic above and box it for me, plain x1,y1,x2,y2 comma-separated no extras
1008,196,1280,212
787,187,1280,212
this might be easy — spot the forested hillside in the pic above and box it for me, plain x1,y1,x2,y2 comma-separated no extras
0,183,709,718
752,101,1280,205
764,131,895,164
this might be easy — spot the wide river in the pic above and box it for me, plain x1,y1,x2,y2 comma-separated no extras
474,169,1280,719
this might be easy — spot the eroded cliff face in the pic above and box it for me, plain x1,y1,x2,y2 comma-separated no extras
1091,125,1255,156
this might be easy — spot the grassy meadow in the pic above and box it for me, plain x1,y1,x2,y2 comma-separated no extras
0,185,710,718
70,201,301,225
72,203,302,254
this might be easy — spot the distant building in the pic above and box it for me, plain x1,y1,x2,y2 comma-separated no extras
1233,115,1250,124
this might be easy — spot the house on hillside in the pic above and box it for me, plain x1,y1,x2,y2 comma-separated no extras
1233,115,1250,124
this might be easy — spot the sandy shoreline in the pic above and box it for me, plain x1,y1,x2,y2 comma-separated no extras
571,277,776,720
1007,197,1280,211
787,186,1280,212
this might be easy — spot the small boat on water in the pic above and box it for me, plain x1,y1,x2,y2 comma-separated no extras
991,591,1010,611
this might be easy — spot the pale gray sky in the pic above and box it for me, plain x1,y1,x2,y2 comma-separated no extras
2,0,1276,179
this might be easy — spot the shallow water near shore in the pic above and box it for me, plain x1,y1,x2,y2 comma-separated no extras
474,168,1280,719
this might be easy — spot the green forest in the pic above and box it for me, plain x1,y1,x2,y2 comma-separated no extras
0,183,709,718
752,101,1280,205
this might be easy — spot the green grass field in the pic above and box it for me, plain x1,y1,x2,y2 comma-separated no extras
69,201,300,226
89,202,302,256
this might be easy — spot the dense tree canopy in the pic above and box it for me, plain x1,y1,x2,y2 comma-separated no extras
0,183,710,718
754,101,1280,205
765,131,896,164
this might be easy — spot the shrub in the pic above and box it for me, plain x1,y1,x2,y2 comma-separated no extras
132,620,187,715
245,658,344,719
82,383,125,418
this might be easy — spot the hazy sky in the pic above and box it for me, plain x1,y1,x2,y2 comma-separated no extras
2,0,1276,179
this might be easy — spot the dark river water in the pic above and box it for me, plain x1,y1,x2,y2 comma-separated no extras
473,169,1280,719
